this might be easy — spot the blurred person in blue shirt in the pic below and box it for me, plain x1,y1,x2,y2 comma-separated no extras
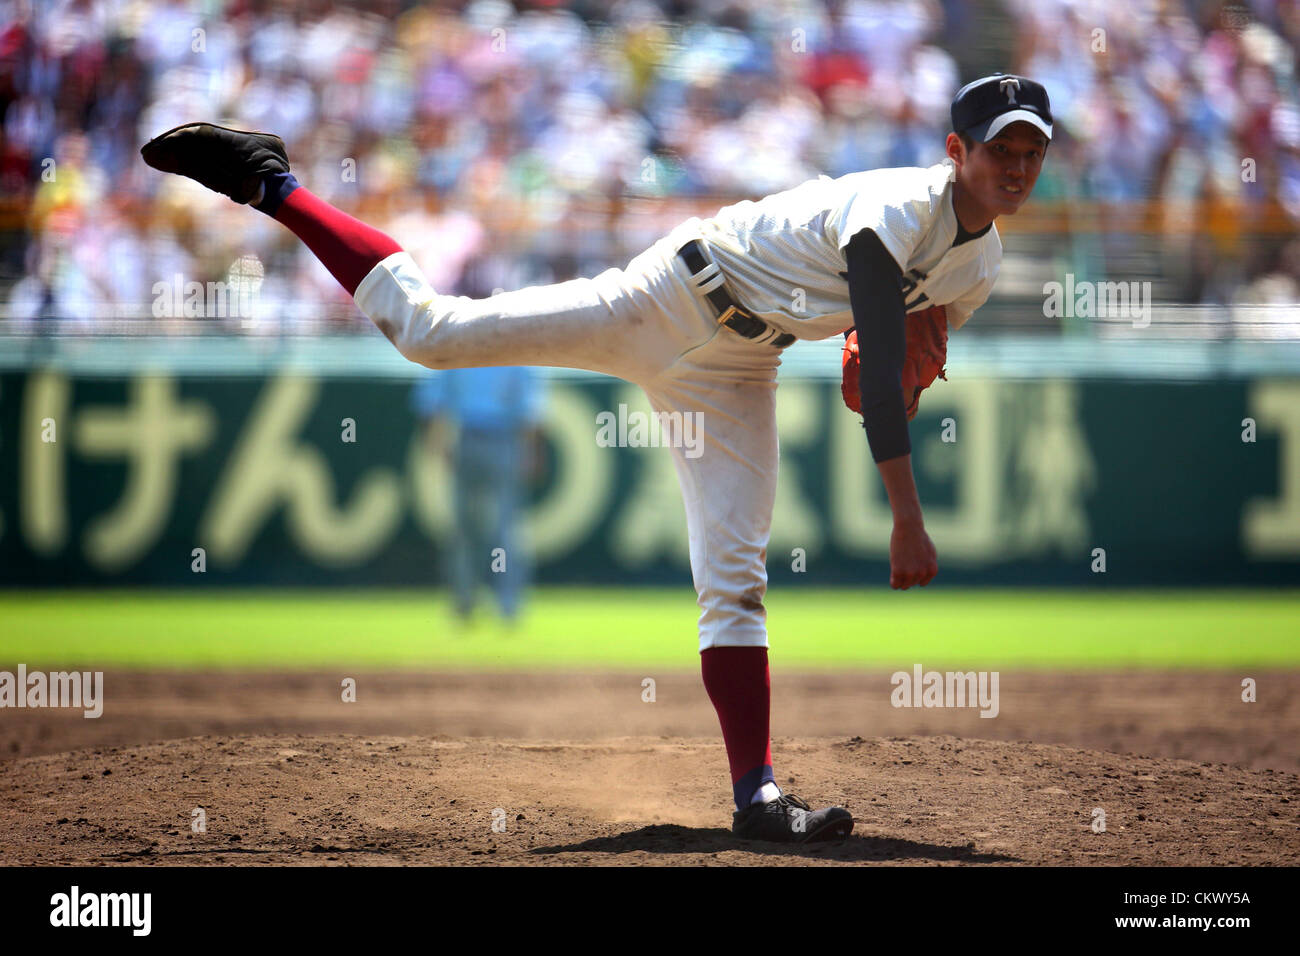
412,366,545,626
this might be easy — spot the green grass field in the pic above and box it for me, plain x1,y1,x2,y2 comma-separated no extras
1,588,1297,670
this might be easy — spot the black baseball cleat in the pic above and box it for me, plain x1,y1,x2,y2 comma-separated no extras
140,122,289,204
732,793,854,844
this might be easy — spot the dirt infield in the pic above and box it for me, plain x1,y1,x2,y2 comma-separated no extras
1,671,1297,865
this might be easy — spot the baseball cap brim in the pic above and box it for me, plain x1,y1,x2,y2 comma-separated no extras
970,109,1053,142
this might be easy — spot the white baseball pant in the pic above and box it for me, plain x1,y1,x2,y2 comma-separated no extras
353,224,783,651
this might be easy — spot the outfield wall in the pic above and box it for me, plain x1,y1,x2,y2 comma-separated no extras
2,335,1298,588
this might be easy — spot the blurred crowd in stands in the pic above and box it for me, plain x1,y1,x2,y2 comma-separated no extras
2,0,1299,330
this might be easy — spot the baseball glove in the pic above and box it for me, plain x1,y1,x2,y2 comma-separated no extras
842,304,949,421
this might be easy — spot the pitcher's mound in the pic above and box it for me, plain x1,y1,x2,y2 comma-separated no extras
2,734,1295,866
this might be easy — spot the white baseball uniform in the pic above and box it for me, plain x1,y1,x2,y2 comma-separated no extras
353,156,1001,650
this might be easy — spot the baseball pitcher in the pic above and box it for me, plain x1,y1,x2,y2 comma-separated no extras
142,73,1051,844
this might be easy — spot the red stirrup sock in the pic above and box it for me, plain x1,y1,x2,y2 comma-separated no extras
253,172,402,297
700,646,776,810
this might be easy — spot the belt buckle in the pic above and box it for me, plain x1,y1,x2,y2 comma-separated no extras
716,304,741,327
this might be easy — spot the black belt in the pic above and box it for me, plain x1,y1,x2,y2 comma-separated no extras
677,240,796,349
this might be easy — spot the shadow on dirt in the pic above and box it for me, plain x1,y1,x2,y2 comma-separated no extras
529,824,1020,863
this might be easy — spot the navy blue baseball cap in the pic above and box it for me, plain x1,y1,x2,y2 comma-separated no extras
951,74,1053,142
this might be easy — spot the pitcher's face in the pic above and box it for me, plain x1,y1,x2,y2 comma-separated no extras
954,123,1048,217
